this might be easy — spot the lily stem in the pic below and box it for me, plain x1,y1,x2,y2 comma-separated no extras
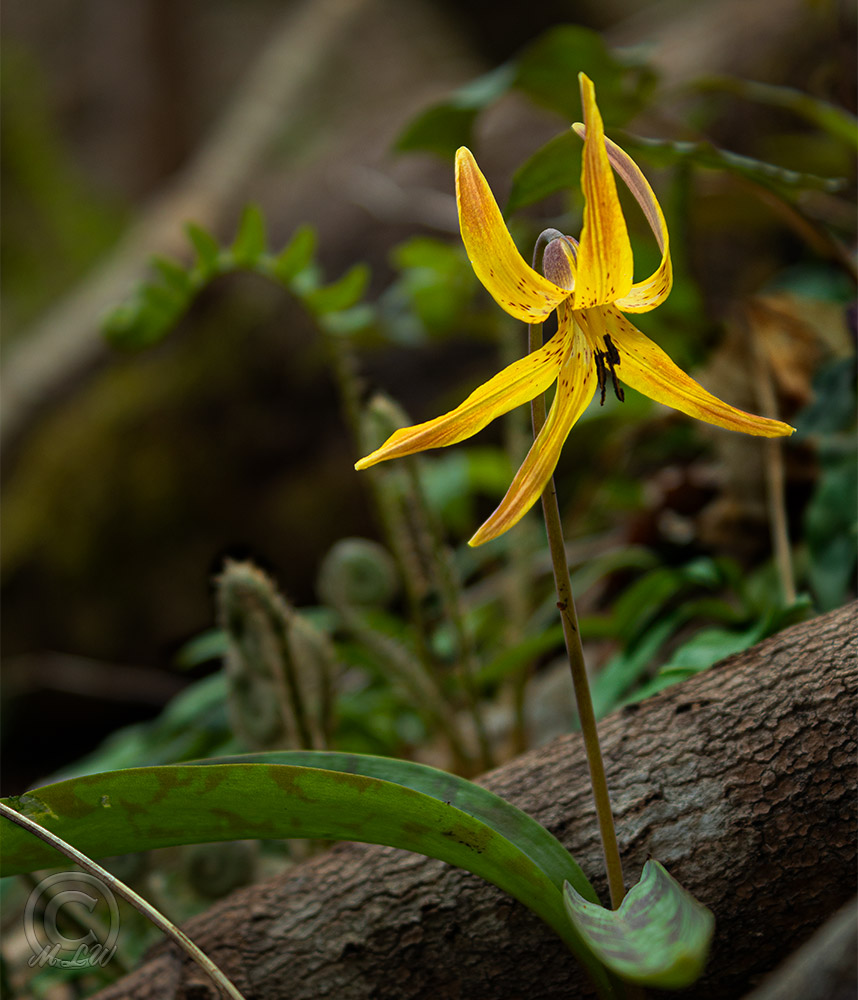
528,322,626,911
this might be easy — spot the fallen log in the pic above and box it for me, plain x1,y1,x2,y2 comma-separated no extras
94,602,857,999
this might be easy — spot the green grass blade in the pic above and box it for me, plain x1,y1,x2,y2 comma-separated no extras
563,859,714,988
1,756,618,997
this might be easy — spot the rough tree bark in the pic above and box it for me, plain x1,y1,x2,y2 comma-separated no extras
94,603,857,1000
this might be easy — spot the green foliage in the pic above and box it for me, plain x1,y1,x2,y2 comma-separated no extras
303,263,370,316
230,203,267,266
48,673,237,781
395,26,849,231
804,441,857,611
564,860,714,988
270,223,317,283
395,27,653,160
512,26,655,124
509,128,847,218
616,133,847,199
101,215,375,350
385,236,478,341
416,447,513,535
395,65,515,156
0,753,616,996
507,130,582,215
795,357,858,611
581,556,814,718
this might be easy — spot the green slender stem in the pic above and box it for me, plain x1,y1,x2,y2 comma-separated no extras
0,801,247,1000
528,322,626,911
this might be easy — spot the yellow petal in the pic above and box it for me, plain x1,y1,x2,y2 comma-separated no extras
456,147,569,323
601,307,795,437
469,326,597,546
355,327,570,470
572,125,673,313
571,74,634,311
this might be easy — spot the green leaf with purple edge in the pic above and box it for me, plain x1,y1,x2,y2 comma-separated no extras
563,859,714,988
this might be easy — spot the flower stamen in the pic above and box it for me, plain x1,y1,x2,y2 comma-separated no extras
594,334,624,405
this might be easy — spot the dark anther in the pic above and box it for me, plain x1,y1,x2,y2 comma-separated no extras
595,352,608,404
594,334,625,405
604,334,621,367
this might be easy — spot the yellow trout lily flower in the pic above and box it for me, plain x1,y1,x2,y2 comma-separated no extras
356,73,794,546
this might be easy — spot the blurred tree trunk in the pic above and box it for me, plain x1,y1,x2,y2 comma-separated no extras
93,602,857,1000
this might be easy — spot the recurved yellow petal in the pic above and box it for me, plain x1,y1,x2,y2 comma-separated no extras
571,74,634,311
456,147,569,324
602,307,795,437
573,126,672,314
355,327,570,470
469,327,597,546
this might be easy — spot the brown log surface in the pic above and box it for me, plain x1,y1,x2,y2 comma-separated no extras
94,602,857,1000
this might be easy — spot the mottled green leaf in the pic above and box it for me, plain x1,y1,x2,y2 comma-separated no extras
564,860,714,988
1,753,617,996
